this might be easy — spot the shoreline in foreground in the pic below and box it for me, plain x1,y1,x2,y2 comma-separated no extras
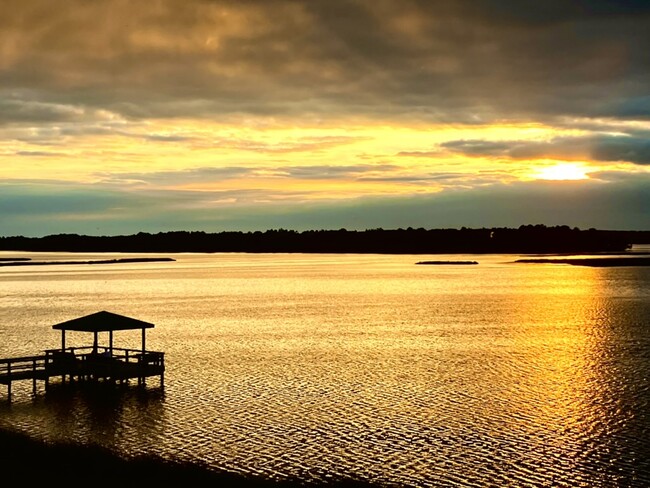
0,428,384,487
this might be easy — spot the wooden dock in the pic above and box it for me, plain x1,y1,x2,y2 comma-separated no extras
0,347,164,400
1,311,165,401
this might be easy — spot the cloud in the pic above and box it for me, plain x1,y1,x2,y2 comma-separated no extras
440,140,517,157
0,0,648,124
615,96,650,119
97,167,256,186
15,150,58,157
441,133,650,165
589,134,650,165
0,117,200,146
96,164,409,187
396,150,445,158
1,1,648,236
357,172,469,183
210,135,369,153
0,97,117,128
141,133,195,143
273,164,398,179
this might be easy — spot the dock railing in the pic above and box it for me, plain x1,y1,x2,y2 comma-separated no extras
43,346,164,365
0,355,48,382
44,346,164,381
1,346,164,401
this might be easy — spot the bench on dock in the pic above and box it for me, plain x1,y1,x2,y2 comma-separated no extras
46,351,79,375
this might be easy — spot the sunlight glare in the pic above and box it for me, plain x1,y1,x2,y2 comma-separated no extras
534,163,590,180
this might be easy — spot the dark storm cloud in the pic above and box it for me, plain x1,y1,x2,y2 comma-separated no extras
0,98,93,125
1,0,649,123
589,135,650,165
616,96,650,119
441,133,650,164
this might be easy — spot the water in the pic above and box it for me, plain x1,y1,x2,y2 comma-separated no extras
1,252,650,486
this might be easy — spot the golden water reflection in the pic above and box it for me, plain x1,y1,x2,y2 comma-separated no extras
1,254,649,486
487,265,649,486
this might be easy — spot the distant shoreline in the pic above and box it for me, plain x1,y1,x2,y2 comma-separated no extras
1,226,646,254
416,260,479,265
0,257,175,267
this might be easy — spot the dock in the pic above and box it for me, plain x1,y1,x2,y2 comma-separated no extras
0,311,165,401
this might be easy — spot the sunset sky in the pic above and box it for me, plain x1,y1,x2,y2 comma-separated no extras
1,0,649,236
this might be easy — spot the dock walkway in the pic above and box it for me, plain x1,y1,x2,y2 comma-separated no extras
0,347,164,400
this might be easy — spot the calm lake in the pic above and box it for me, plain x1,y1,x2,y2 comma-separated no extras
1,251,650,487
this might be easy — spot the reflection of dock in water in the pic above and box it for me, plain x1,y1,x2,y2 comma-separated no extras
0,311,165,401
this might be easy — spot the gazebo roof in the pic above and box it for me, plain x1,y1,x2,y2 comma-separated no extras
52,311,155,333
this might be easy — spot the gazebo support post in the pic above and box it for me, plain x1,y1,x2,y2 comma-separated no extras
140,327,146,386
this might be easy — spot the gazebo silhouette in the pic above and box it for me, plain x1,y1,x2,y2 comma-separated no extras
1,311,165,401
53,310,154,356
46,310,165,387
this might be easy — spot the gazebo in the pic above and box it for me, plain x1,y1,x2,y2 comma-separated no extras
1,311,164,401
46,310,164,387
53,310,154,356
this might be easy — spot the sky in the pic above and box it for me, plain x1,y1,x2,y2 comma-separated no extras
1,0,649,237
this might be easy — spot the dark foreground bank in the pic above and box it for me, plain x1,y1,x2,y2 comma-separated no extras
0,429,386,488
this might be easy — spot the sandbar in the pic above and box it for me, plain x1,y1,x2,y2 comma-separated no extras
515,257,650,267
0,257,175,267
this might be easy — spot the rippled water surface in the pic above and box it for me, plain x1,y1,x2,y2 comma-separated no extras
1,252,650,486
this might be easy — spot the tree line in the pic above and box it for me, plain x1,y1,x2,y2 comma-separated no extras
1,225,647,254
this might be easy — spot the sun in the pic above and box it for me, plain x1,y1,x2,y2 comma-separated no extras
534,163,590,180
